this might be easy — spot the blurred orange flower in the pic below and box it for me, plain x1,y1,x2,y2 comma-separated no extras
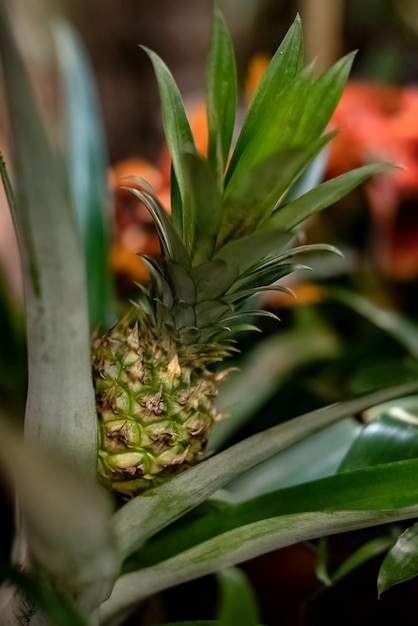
327,81,418,280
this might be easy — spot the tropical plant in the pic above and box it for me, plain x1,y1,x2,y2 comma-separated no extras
2,2,418,625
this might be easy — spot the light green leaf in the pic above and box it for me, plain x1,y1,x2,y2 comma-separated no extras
216,567,261,626
378,523,418,595
206,5,237,182
267,163,396,231
53,20,114,331
111,379,418,561
0,4,97,474
142,46,197,245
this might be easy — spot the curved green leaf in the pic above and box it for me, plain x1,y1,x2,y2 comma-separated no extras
142,46,197,244
102,504,418,623
267,163,396,231
338,396,418,472
225,16,304,185
378,522,418,595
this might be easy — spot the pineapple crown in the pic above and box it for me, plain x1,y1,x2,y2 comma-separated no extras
122,8,390,352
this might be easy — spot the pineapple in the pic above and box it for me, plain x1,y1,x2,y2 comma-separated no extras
92,9,387,497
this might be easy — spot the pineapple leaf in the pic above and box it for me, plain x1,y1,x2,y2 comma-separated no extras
214,230,294,275
182,152,223,265
220,134,334,241
267,163,397,231
225,15,304,185
293,51,356,145
206,5,237,183
229,263,310,294
142,46,198,245
139,254,174,309
124,186,191,268
191,260,239,301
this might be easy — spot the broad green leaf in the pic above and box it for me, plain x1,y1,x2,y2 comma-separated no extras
192,259,239,301
216,567,261,626
214,230,294,275
338,396,418,472
0,561,89,626
142,47,198,245
267,163,396,231
110,379,418,560
182,153,223,265
220,135,333,241
54,21,114,330
378,522,418,595
206,5,237,182
0,422,120,615
124,458,418,570
102,503,418,622
225,16,304,185
330,287,418,360
0,5,97,474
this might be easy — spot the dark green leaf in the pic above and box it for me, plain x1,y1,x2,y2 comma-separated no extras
214,230,294,275
192,259,239,301
182,153,223,264
293,52,356,145
378,523,418,595
206,6,237,182
142,46,198,244
220,135,333,242
225,16,304,185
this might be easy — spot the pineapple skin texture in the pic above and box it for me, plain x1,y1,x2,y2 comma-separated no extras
92,309,223,497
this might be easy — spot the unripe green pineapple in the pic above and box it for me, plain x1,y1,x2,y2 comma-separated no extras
92,9,389,497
